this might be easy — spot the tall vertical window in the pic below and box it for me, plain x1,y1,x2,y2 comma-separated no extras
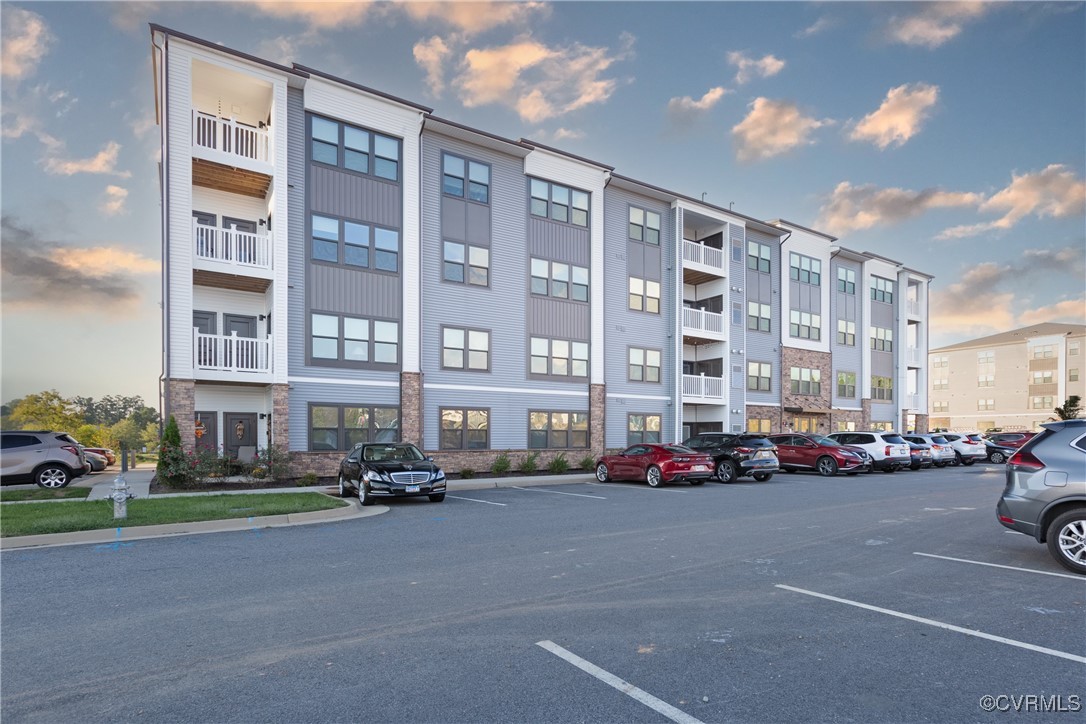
529,179,589,227
628,277,660,313
871,276,895,303
789,253,822,285
747,362,771,391
629,206,661,245
629,348,661,382
442,153,490,203
530,411,589,448
731,302,743,326
837,268,856,294
837,371,856,398
1070,341,1080,356
627,414,661,446
747,241,771,273
440,409,489,449
443,242,489,286
747,302,771,332
871,375,893,400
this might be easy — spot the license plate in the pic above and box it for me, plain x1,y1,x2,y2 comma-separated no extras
405,485,420,493
755,450,772,459
693,465,708,471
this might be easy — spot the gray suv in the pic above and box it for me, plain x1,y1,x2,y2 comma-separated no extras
997,419,1086,574
0,431,87,488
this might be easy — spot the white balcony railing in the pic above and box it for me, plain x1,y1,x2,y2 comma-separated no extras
193,330,272,374
192,111,271,164
683,239,726,274
682,374,726,402
193,219,272,271
905,393,921,410
682,307,725,339
906,346,922,366
907,299,921,317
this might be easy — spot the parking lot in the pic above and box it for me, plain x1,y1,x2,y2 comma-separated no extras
2,462,1083,722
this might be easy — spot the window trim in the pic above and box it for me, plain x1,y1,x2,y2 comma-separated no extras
789,310,822,341
628,204,661,245
789,252,822,286
310,212,400,274
870,326,893,352
308,312,400,369
529,177,590,228
627,413,662,446
439,407,490,450
836,267,856,294
871,276,895,304
628,346,662,383
836,371,857,398
441,151,491,205
747,361,771,392
836,319,856,346
529,410,590,449
531,257,589,302
747,240,771,273
628,276,661,314
789,366,822,396
308,113,401,183
441,325,491,372
747,301,771,332
442,240,490,287
307,403,401,451
871,375,894,401
529,336,590,379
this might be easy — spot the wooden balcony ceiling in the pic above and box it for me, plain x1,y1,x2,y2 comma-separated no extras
193,269,270,293
192,158,270,199
682,267,720,286
682,334,717,346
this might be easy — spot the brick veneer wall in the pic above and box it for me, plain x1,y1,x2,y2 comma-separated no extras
287,448,597,479
271,383,289,446
781,347,833,414
831,408,865,432
746,404,782,433
590,383,606,457
166,379,196,448
400,372,423,448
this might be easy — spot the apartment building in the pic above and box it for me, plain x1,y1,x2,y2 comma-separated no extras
151,26,932,474
929,323,1086,431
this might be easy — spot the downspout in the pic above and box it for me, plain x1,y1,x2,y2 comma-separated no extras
153,30,170,433
416,113,425,450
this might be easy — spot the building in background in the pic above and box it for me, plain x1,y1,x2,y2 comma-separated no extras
150,25,933,474
928,323,1086,431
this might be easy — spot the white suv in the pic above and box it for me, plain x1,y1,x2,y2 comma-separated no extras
940,432,988,466
828,431,911,472
0,431,87,488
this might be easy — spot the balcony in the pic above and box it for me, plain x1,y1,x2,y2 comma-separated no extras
192,219,273,291
907,299,921,318
682,307,726,342
682,374,726,403
193,330,273,381
683,240,726,283
906,346,922,366
904,393,921,410
191,111,273,199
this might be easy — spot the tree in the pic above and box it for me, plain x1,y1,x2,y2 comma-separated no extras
1054,395,1082,420
8,390,83,431
74,394,157,426
110,418,144,451
74,423,106,448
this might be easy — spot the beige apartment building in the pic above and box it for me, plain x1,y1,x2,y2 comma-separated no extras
928,323,1085,431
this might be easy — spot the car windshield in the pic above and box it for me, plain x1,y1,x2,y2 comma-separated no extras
363,444,425,462
739,436,775,447
966,434,984,443
810,435,840,446
882,434,907,444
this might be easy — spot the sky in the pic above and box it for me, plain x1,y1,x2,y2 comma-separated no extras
1,0,1084,408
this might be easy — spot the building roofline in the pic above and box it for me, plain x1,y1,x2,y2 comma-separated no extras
292,64,433,113
519,138,615,171
931,323,1086,352
861,250,905,267
149,24,307,78
424,115,533,155
769,218,837,242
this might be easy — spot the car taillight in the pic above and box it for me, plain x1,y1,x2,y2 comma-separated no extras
885,446,892,456
1008,450,1044,470
735,447,753,453
62,445,80,456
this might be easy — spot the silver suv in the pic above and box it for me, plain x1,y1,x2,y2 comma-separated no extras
997,419,1086,574
940,432,987,465
0,431,87,488
827,431,911,472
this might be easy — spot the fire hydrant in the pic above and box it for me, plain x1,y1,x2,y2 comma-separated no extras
110,475,134,519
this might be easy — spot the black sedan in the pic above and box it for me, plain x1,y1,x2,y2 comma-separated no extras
338,443,446,505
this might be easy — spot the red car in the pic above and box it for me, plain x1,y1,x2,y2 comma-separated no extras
985,432,1036,449
83,447,116,466
594,444,715,487
766,434,870,476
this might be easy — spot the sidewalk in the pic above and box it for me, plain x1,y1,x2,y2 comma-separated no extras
1,471,595,551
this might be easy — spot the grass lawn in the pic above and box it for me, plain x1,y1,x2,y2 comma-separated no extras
0,488,92,502
1,493,349,538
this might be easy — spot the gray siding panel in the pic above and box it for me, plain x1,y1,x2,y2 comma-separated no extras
309,266,400,318
729,223,747,430
529,217,591,266
830,258,864,408
310,166,401,228
745,229,781,406
529,297,590,339
871,301,893,327
287,87,307,379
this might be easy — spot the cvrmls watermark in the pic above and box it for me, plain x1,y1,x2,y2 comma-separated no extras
979,695,1081,713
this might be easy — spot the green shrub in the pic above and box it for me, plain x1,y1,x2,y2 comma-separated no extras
578,454,596,471
518,452,539,474
491,452,512,475
156,416,186,486
299,472,319,487
251,445,292,481
547,453,569,474
459,468,475,479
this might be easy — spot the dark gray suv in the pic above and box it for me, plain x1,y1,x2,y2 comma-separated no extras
997,419,1086,574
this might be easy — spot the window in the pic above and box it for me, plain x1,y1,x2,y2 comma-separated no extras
1032,395,1054,410
529,178,589,227
440,408,489,449
443,242,489,286
790,367,821,395
1071,369,1080,382
309,405,399,451
747,241,771,273
1071,341,1080,356
1032,345,1055,359
871,276,894,303
748,419,771,433
836,320,856,346
871,421,893,432
629,206,661,245
310,115,399,181
531,258,589,301
530,337,589,378
442,153,490,203
977,350,994,364
628,277,661,313
310,313,398,366
530,411,589,449
932,355,948,368
932,401,949,413
442,327,489,371
977,375,995,387
311,214,399,272
627,414,661,446
629,348,661,382
837,371,856,398
1032,370,1054,384
870,327,893,352
789,310,822,341
835,421,857,432
978,399,995,411
747,302,771,332
747,362,771,391
789,253,822,285
731,243,743,263
932,378,949,390
871,375,893,401
837,268,856,294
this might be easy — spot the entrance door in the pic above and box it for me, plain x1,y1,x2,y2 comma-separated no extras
194,411,218,453
223,314,257,370
224,412,257,461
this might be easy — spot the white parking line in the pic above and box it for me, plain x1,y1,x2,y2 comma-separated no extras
775,584,1086,664
511,486,606,500
536,640,705,724
912,552,1083,580
446,495,507,506
587,482,689,493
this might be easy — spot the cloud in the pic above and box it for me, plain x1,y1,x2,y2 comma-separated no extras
849,82,939,149
1017,298,1086,327
667,86,729,124
552,128,585,141
100,186,129,216
251,1,376,29
732,98,830,162
42,140,130,178
816,181,983,234
727,51,785,84
0,216,156,312
414,36,452,95
885,2,991,49
454,34,635,123
110,2,158,32
795,17,834,39
251,1,545,34
1,6,53,81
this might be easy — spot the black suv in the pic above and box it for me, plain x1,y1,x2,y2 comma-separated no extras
681,433,779,483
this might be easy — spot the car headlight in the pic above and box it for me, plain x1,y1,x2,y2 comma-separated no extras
365,470,384,482
432,468,446,482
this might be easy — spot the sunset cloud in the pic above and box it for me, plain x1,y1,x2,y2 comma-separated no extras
796,17,834,39
1017,298,1086,327
414,35,452,95
816,181,982,234
732,98,830,162
885,2,991,49
667,86,729,123
1,6,53,81
727,51,786,85
99,185,129,216
849,82,939,149
43,140,130,178
252,1,545,34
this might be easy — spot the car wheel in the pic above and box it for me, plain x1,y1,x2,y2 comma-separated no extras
646,465,662,488
990,451,1007,464
934,461,946,468
428,493,445,503
716,459,737,484
962,458,975,466
752,472,773,482
816,456,838,477
358,482,374,507
954,452,963,466
337,475,349,498
1046,508,1086,575
34,464,72,489
883,465,897,473
595,463,610,482
910,461,921,470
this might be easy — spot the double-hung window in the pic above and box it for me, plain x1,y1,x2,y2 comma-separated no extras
440,408,489,450
871,375,893,400
628,277,660,313
747,241,771,273
627,414,661,446
747,302,771,332
442,154,490,203
310,115,399,181
311,313,398,366
629,348,661,382
443,242,489,286
311,213,399,272
837,268,856,294
529,179,589,227
529,411,589,449
442,327,489,371
629,206,661,245
871,276,894,303
309,404,400,451
837,371,856,398
789,253,821,285
790,367,821,395
747,362,771,391
837,320,856,346
531,259,589,301
530,337,588,378
789,310,821,340
871,326,893,352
